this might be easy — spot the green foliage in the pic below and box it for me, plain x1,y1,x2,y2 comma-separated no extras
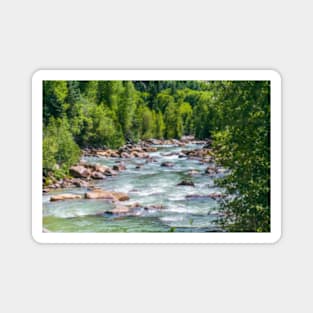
118,81,137,141
154,111,165,139
179,101,193,135
140,106,155,139
164,100,183,139
211,81,270,232
42,79,271,232
192,92,214,139
43,117,80,175
43,81,68,124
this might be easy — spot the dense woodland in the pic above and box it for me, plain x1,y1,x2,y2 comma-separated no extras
43,80,270,232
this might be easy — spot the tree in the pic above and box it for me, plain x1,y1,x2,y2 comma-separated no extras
43,81,68,125
192,92,214,139
43,117,80,175
212,81,270,232
164,100,183,139
141,106,155,139
179,101,193,135
66,81,80,105
154,111,165,139
118,81,137,141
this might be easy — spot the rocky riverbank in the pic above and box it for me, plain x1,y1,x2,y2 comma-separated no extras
43,137,218,191
43,137,229,221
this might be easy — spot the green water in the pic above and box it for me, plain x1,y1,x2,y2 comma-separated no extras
43,144,226,232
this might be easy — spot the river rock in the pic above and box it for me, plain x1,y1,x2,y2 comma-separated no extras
60,181,73,188
104,202,141,215
85,189,129,201
185,193,225,200
143,204,165,210
182,148,212,158
103,168,118,176
87,163,108,173
161,152,180,157
50,194,82,201
69,165,91,178
177,180,195,187
205,166,218,175
161,162,174,167
111,192,130,201
121,152,131,158
85,189,117,200
89,164,116,176
143,147,157,152
112,162,126,171
188,169,200,176
131,151,149,158
71,178,90,188
202,140,212,149
127,202,141,209
109,205,133,215
91,171,106,179
95,150,109,157
129,189,139,193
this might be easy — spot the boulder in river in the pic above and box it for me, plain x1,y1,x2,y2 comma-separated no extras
143,147,158,152
91,171,106,179
121,152,131,158
86,163,109,173
72,178,91,188
185,193,225,200
110,152,120,158
50,194,82,201
161,152,180,157
187,169,200,176
103,168,118,176
112,162,126,171
85,189,117,200
69,165,91,178
85,189,129,201
177,180,195,187
131,151,149,158
144,204,165,210
111,191,130,201
205,166,218,175
161,162,174,167
108,205,133,215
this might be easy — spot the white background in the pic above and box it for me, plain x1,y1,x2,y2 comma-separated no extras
0,0,311,312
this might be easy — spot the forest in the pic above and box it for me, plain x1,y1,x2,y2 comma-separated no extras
43,80,270,232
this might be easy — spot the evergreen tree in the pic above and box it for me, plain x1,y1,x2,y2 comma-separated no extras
164,100,183,139
43,81,68,125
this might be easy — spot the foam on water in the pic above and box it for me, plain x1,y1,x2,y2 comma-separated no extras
43,143,226,232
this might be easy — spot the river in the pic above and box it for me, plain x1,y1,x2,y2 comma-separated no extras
43,143,227,232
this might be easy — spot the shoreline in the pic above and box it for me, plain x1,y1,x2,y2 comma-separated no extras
43,136,215,192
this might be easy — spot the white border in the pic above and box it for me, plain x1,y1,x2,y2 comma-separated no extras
32,70,282,244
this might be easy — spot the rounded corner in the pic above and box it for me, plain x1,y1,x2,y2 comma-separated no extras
268,69,282,83
31,69,45,83
31,231,45,244
270,231,282,244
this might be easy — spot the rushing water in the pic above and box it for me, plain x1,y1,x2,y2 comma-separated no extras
43,144,227,232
